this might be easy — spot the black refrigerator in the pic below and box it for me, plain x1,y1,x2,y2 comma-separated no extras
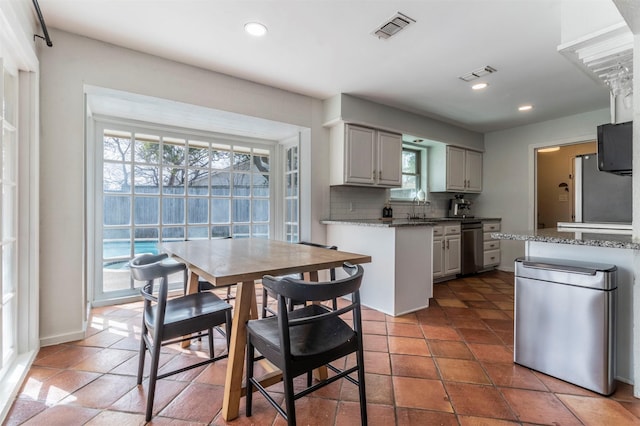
574,154,632,223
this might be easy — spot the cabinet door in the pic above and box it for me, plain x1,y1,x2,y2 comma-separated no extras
465,150,483,192
432,238,444,278
345,125,376,184
377,131,402,187
444,236,461,275
446,146,466,191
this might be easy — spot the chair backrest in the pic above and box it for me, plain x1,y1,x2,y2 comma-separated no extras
130,253,186,307
298,241,338,280
263,263,363,309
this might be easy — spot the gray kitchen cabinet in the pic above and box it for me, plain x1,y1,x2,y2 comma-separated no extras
433,223,461,280
482,221,501,268
329,122,402,187
429,145,483,193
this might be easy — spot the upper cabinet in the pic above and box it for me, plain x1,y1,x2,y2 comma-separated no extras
329,123,402,187
429,145,483,193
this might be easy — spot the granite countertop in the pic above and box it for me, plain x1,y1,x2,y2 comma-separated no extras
321,217,502,228
492,227,640,250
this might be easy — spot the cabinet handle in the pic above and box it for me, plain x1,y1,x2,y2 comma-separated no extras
442,240,445,249
446,240,449,249
372,169,376,180
379,170,382,180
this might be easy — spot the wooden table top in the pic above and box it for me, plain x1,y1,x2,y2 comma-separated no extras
162,239,371,286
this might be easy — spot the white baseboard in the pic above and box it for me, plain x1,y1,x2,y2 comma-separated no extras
40,329,86,347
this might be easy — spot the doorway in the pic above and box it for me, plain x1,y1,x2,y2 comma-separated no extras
536,141,596,229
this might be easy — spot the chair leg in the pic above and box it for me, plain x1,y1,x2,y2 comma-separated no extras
282,370,297,426
208,328,214,358
356,348,368,426
261,287,268,318
225,311,232,349
145,340,163,422
245,339,255,417
136,327,148,385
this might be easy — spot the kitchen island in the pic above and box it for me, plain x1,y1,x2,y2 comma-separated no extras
323,219,440,316
492,227,638,384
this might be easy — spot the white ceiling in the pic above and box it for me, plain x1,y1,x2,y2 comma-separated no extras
38,0,625,135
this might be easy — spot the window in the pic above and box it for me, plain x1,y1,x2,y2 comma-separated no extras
95,123,276,301
390,146,423,200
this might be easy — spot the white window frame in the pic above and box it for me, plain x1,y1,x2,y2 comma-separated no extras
390,144,428,202
89,117,279,305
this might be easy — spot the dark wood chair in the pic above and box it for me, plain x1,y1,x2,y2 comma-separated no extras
261,241,337,318
246,263,367,426
130,253,232,421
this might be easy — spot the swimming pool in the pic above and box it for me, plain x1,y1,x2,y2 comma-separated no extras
103,241,160,269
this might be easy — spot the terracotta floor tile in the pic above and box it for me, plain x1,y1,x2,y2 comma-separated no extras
457,328,503,345
32,345,103,369
193,358,228,386
211,392,280,425
74,329,126,348
363,333,389,353
458,415,522,425
2,398,47,426
443,307,479,319
361,308,386,322
482,318,514,332
451,317,489,330
390,354,438,379
454,291,487,301
436,358,491,385
335,401,395,426
341,373,393,405
21,404,100,425
421,324,462,341
30,370,101,404
474,309,510,320
84,410,147,426
109,378,189,417
392,376,453,412
558,393,640,425
272,396,338,426
436,298,468,308
482,362,547,391
395,407,458,425
71,347,137,373
362,320,387,335
360,350,391,375
500,388,582,425
531,371,600,396
159,383,224,423
466,300,499,309
467,343,513,363
388,336,430,356
446,382,516,421
386,312,418,323
60,374,138,408
429,340,475,359
386,322,423,338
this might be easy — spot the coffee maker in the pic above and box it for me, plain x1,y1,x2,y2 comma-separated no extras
448,194,473,218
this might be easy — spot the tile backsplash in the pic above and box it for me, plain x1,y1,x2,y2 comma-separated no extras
329,186,454,219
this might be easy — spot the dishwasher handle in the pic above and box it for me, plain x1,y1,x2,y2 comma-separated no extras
521,260,597,276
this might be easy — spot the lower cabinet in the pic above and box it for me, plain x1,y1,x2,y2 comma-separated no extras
482,221,501,269
433,224,461,280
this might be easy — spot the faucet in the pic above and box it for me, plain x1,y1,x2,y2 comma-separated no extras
407,190,430,219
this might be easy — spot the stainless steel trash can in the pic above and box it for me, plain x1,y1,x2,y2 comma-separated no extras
514,257,617,395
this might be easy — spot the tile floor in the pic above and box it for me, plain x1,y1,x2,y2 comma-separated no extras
5,270,640,425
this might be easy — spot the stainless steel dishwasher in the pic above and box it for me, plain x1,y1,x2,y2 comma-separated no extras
460,220,482,275
514,257,617,395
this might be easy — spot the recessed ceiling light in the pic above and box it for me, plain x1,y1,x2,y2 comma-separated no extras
518,104,533,111
472,83,488,90
244,22,267,37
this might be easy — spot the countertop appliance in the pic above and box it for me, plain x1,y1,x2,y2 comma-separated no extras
448,194,472,218
514,257,617,395
574,154,631,223
460,220,482,275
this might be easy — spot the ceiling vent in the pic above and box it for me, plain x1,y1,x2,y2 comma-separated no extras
458,66,498,82
373,12,415,40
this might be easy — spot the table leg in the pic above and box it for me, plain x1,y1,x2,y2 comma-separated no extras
222,279,255,421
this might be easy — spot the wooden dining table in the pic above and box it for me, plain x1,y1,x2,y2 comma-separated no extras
161,238,371,421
